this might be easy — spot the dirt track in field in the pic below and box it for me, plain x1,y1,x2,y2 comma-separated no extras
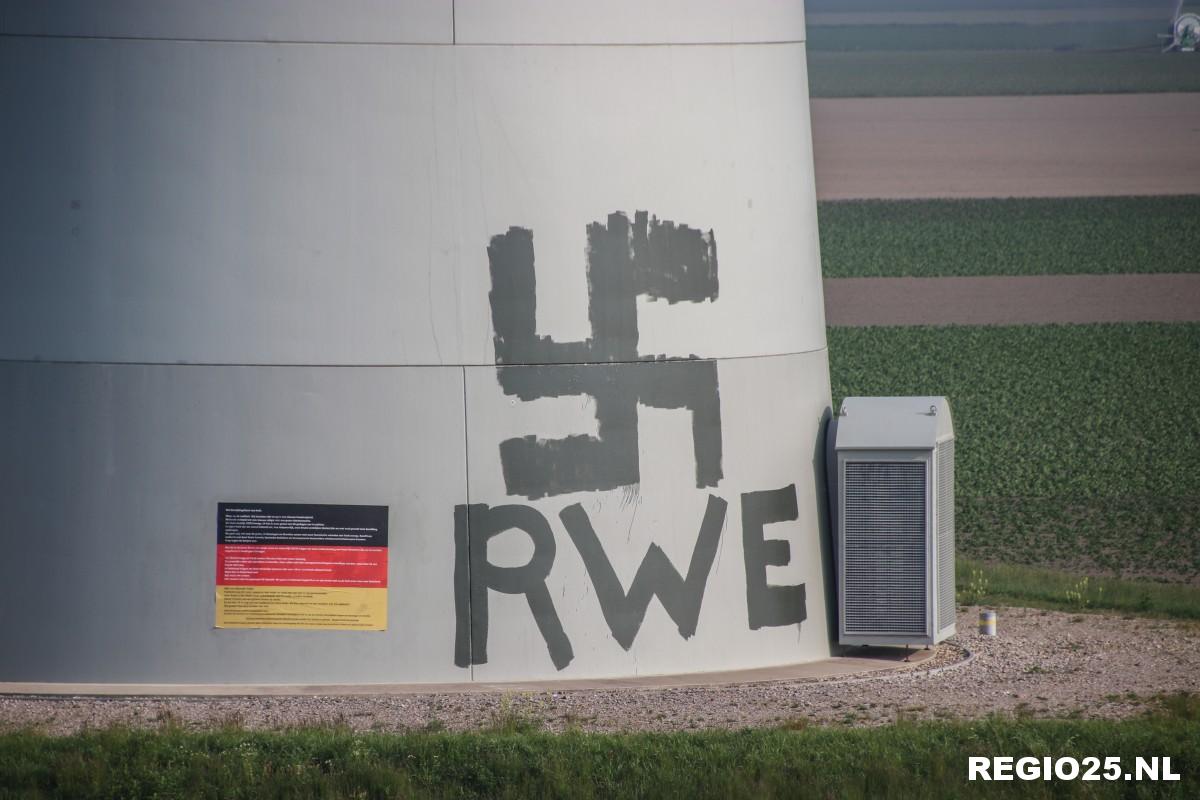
824,274,1200,327
812,93,1200,201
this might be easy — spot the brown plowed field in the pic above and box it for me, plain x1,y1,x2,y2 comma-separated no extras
824,274,1200,327
812,93,1200,201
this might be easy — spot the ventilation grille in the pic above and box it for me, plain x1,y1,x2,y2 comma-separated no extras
936,440,956,631
842,461,927,635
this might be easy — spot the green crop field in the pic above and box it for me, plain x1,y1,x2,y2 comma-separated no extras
801,0,1200,96
808,21,1162,52
807,51,1200,97
818,196,1200,279
828,323,1200,583
2,707,1198,799
806,0,1149,10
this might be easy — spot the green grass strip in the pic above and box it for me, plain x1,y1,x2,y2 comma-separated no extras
819,196,1200,278
828,324,1200,581
2,715,1198,799
806,0,1147,11
808,21,1163,52
807,51,1200,97
958,558,1200,620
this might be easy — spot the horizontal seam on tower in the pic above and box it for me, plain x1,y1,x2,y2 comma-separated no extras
0,33,806,47
0,348,829,369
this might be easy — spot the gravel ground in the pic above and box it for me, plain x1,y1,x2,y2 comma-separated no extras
2,607,1196,736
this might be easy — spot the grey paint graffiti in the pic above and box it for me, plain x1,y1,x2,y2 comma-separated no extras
488,211,718,365
454,504,574,670
454,489,805,670
452,213,808,672
560,495,728,650
497,360,722,500
742,484,806,629
487,211,722,499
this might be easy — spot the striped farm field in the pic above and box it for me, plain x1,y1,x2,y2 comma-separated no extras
807,21,1163,52
805,0,1168,12
807,51,1200,98
818,196,1200,278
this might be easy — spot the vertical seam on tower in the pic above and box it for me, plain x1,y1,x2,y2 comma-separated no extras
451,0,456,45
461,365,472,680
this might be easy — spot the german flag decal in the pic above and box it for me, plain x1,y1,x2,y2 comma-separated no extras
215,503,388,631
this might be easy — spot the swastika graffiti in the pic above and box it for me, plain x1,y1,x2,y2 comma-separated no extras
486,211,723,499
452,211,807,672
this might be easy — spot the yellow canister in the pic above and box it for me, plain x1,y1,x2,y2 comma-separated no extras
978,609,997,636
